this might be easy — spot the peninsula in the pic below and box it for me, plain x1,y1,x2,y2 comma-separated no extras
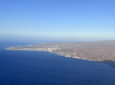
6,40,115,65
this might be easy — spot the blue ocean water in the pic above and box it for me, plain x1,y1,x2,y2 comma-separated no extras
0,41,115,85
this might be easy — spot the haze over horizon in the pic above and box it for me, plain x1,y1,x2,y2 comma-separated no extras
1,0,115,41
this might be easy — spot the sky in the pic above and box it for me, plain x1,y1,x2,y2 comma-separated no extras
0,0,115,41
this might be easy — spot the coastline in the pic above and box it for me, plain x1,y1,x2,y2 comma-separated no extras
6,40,115,67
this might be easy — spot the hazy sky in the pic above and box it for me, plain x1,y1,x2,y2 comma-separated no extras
1,0,115,41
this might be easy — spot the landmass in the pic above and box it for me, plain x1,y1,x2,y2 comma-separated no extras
6,40,115,67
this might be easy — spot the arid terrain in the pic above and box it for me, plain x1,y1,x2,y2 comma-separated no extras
7,40,115,63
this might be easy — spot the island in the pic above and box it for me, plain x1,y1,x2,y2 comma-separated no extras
6,40,115,67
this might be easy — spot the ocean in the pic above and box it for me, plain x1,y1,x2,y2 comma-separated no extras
0,41,115,85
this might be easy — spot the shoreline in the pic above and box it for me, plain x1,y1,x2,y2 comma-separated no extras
6,47,115,68
6,40,115,68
